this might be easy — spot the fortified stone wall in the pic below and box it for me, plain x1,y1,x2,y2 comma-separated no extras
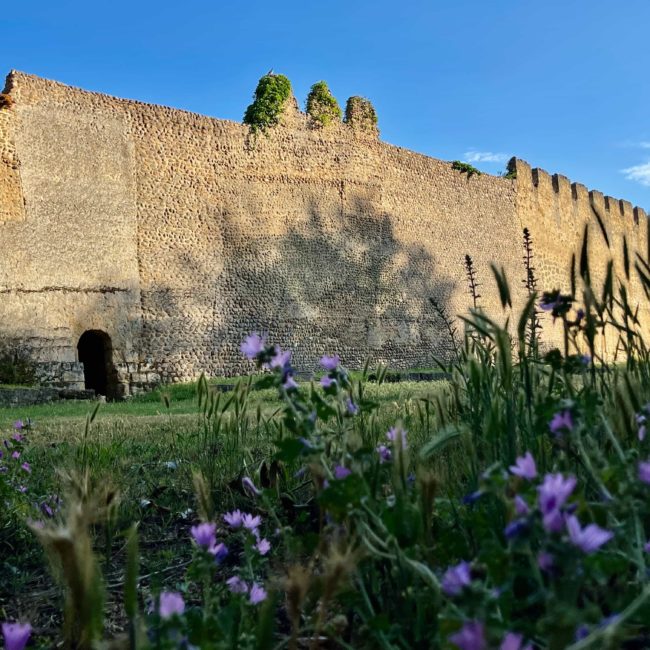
515,159,649,356
0,71,647,390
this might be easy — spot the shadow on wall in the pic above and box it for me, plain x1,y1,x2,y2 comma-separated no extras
139,192,460,379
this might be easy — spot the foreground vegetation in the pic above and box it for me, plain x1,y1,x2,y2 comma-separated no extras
3,224,650,648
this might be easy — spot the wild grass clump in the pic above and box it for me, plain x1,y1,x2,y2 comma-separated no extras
4,222,650,647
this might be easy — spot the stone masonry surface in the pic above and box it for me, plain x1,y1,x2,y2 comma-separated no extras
0,71,647,392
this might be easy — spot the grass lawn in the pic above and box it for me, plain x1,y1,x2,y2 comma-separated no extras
1,375,449,641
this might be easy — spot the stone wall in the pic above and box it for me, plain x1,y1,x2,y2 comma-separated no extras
0,71,647,389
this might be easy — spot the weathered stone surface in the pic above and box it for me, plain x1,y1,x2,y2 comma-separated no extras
0,71,647,389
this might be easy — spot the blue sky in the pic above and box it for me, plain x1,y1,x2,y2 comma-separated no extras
2,1,650,207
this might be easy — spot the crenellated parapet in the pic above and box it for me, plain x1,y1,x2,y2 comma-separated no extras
514,158,647,231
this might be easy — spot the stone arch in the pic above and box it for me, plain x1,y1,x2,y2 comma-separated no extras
77,330,117,399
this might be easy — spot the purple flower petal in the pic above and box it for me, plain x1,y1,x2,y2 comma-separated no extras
159,591,185,619
190,522,216,549
2,622,32,650
240,333,266,360
334,465,352,480
509,452,537,480
566,515,614,554
449,620,486,650
320,354,340,371
549,410,574,435
249,583,267,604
442,561,472,596
639,461,650,484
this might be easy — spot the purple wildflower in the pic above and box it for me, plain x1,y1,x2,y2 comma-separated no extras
513,495,530,516
549,410,574,435
575,625,590,641
542,508,566,533
226,576,248,594
509,452,537,480
242,513,261,532
640,425,647,442
638,461,650,484
441,561,472,596
11,433,23,442
13,420,24,430
462,490,483,505
270,347,291,370
644,541,650,553
537,473,576,516
504,519,528,540
209,542,228,562
41,502,54,517
17,486,27,494
223,509,244,528
540,296,557,312
190,522,216,549
11,451,20,460
537,552,554,572
500,632,533,650
20,463,30,474
320,354,340,371
255,538,271,555
376,444,391,464
346,398,358,415
449,620,486,650
242,476,262,497
320,376,336,389
283,375,298,390
159,592,185,619
566,515,613,554
334,465,351,480
240,333,266,360
2,622,32,650
249,583,267,605
386,426,407,450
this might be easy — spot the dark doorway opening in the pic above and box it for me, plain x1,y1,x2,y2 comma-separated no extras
77,330,117,399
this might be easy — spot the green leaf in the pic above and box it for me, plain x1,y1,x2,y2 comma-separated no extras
419,424,466,459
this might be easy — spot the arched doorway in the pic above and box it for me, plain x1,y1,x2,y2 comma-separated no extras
77,330,117,399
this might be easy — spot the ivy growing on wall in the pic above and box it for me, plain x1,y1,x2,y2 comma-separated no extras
344,96,378,133
451,161,482,178
243,74,292,133
305,81,342,127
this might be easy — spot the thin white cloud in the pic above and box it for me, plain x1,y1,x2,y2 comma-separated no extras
622,161,650,187
618,140,650,149
463,150,509,164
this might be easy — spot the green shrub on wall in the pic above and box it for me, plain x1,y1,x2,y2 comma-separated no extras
504,156,517,180
243,74,292,133
451,160,482,178
344,96,378,134
305,81,342,127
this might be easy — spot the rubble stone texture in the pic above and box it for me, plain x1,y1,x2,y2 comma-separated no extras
0,71,647,394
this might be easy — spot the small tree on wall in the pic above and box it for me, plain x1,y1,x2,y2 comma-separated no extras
344,96,379,135
305,81,342,127
243,73,292,134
